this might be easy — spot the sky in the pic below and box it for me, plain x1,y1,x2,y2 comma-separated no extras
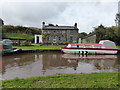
0,0,119,33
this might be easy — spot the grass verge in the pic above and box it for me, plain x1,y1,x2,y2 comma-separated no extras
13,45,66,50
2,72,119,88
3,33,34,40
117,46,120,50
13,45,120,50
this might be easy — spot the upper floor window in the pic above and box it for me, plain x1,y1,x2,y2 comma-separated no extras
70,36,73,41
47,31,50,34
47,36,49,40
62,31,65,34
70,30,73,34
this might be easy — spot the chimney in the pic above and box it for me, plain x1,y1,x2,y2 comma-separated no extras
42,22,45,25
74,23,77,28
42,22,45,29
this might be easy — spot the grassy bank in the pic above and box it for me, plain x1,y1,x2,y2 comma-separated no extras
13,45,65,50
13,45,120,50
2,72,119,88
117,46,120,50
3,33,34,40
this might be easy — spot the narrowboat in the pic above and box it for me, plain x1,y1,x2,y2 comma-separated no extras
61,40,118,55
0,39,20,54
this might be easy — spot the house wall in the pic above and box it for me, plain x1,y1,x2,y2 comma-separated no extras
43,29,78,43
82,34,96,43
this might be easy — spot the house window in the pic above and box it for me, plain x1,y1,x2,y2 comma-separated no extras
59,37,61,40
62,31,65,34
70,30,73,34
47,36,49,40
70,36,73,41
47,31,50,34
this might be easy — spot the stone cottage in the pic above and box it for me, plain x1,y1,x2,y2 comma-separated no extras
42,22,79,44
81,33,96,43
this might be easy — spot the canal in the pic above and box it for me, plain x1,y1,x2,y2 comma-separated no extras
1,51,120,80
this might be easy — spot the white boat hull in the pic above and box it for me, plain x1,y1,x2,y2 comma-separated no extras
61,48,118,54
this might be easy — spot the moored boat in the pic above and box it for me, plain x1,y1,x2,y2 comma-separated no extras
0,39,20,55
61,40,118,55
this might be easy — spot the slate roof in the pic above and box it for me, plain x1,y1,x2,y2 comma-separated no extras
82,33,96,39
43,25,78,30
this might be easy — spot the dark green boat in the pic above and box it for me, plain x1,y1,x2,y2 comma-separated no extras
0,39,20,55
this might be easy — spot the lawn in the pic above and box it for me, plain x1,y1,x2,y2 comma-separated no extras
13,45,120,50
2,72,119,88
117,46,120,50
13,45,66,50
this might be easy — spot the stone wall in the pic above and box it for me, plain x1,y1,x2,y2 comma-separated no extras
43,29,78,43
42,22,79,44
82,34,96,43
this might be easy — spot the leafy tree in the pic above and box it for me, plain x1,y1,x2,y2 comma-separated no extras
2,25,42,35
91,24,120,45
79,32,87,38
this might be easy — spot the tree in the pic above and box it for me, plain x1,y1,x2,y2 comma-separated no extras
91,24,120,45
79,32,87,38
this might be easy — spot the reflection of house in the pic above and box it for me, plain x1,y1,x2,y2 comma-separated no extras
42,53,78,71
81,33,96,43
42,22,79,44
61,54,118,70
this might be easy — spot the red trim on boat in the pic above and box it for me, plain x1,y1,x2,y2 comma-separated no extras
70,43,103,45
0,45,3,50
61,47,118,51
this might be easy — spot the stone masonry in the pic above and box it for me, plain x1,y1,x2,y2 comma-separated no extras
42,22,79,43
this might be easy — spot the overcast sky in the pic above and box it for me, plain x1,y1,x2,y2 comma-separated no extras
0,0,119,33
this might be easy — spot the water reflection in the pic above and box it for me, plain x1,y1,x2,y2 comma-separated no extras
1,52,120,80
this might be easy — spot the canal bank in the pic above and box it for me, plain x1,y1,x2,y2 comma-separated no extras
2,49,62,56
2,72,119,88
3,49,120,56
11,45,120,54
2,45,64,55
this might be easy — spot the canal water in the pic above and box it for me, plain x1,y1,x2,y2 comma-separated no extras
1,51,120,80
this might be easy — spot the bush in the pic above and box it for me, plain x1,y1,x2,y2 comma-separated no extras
56,41,69,45
21,41,32,46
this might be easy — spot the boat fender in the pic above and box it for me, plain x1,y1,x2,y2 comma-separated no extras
81,51,84,55
85,51,88,55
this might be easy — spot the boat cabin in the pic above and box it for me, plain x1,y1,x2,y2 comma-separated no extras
61,40,117,54
67,43,102,48
66,40,117,49
0,39,12,51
